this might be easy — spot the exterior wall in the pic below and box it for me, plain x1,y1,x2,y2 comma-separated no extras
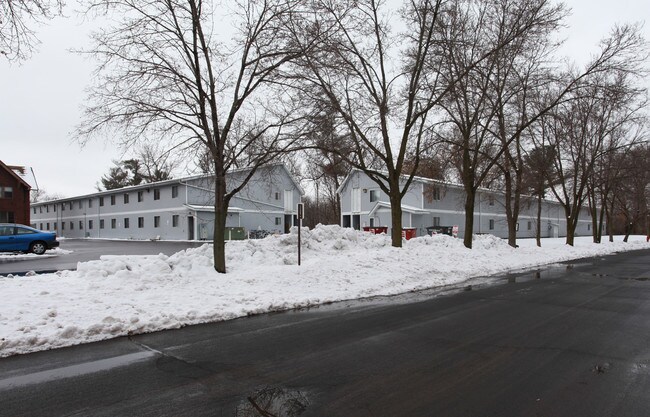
0,165,30,225
339,170,597,239
31,165,302,240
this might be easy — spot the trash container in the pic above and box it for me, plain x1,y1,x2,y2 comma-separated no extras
402,227,417,240
363,226,388,235
426,226,453,236
225,227,246,240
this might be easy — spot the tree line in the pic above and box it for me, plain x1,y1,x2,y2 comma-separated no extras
8,0,649,273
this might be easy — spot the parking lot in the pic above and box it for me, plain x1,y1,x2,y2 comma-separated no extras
0,239,207,275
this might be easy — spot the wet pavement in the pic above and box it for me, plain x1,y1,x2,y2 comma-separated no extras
1,248,650,416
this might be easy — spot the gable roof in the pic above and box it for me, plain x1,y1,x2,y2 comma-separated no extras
0,160,33,190
30,163,303,205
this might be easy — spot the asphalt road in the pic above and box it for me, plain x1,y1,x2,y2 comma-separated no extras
0,239,207,275
1,249,649,416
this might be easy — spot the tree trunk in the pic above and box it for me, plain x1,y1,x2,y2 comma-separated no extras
597,203,606,244
536,192,542,247
389,191,403,248
623,221,632,242
565,214,577,246
463,190,476,249
213,173,228,273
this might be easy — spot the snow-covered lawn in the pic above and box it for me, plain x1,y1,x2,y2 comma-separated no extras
1,225,648,358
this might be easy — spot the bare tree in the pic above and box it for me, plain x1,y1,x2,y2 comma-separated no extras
545,64,648,246
301,106,351,226
434,0,570,249
137,143,175,183
522,140,557,246
289,0,546,247
76,0,305,273
30,188,65,203
0,0,63,61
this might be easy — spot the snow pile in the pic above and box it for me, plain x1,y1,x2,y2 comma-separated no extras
0,225,648,357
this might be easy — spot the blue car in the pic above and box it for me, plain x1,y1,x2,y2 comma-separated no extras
0,224,60,255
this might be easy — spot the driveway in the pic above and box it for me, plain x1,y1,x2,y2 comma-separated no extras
0,239,207,275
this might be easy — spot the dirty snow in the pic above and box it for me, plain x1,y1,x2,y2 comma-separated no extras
0,225,648,357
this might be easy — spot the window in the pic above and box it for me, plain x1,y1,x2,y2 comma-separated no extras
100,219,105,229
433,187,441,201
53,222,57,230
489,219,495,230
0,211,15,223
33,207,37,214
111,219,117,229
172,215,179,227
79,221,83,230
433,216,441,227
516,222,519,232
588,223,591,231
39,223,43,230
61,203,65,211
46,222,50,230
138,191,143,202
110,195,116,205
88,199,93,208
124,193,129,204
275,192,280,200
99,197,104,207
527,221,532,231
138,217,144,228
275,217,282,225
78,201,83,209
39,207,43,214
88,220,93,230
369,189,380,202
16,227,36,235
488,195,495,206
70,221,74,230
0,186,13,199
62,222,65,230
53,204,56,212
124,218,130,229
154,216,160,228
46,205,49,213
69,202,73,210
0,225,14,236
172,186,178,198
154,189,160,200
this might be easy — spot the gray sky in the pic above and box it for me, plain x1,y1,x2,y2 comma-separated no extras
1,0,648,198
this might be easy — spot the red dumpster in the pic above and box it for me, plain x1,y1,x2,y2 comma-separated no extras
363,226,388,235
402,227,417,240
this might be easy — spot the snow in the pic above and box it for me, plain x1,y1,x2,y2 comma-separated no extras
0,248,73,261
0,225,648,357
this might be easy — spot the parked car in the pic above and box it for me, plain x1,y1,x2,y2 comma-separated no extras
0,224,60,255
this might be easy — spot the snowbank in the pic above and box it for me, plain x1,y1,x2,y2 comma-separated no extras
0,225,648,357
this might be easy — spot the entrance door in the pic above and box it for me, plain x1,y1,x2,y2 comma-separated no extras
188,216,195,240
284,214,292,233
352,215,361,230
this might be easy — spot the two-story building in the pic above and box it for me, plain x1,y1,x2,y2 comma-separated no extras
337,169,594,239
0,161,35,225
30,164,303,240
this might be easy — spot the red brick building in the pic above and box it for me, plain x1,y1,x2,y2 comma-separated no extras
0,160,32,225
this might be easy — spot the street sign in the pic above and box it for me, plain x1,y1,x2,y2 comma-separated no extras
297,203,304,220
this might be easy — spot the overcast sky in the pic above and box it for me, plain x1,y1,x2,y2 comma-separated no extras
0,0,648,198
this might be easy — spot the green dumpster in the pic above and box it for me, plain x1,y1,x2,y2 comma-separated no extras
224,227,246,240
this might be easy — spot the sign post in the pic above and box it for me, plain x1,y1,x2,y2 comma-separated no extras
297,203,304,266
